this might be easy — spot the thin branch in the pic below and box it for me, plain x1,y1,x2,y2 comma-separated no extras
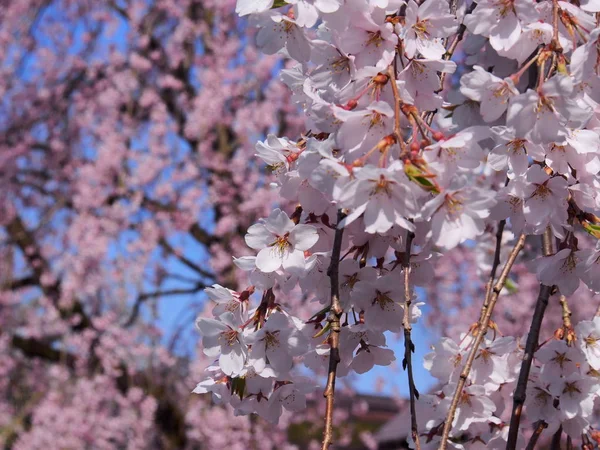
525,421,548,450
551,0,563,53
550,426,562,450
402,230,421,450
439,233,527,450
158,237,215,280
506,230,555,450
0,276,36,291
124,284,206,327
11,335,76,369
387,65,408,156
479,219,506,323
321,210,346,450
559,294,574,344
437,2,477,92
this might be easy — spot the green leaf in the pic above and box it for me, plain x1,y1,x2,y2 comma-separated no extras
313,321,331,339
505,278,518,294
583,221,600,239
272,0,288,8
404,164,439,193
308,305,331,322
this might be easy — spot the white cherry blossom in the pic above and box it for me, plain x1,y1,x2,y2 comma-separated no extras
246,311,308,375
245,209,319,274
460,66,518,122
336,161,420,233
196,312,248,376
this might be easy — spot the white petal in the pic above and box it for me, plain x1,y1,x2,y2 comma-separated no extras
245,223,273,249
289,224,319,251
255,247,283,273
282,249,306,275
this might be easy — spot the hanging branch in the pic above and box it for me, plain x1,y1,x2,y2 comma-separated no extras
559,294,575,344
439,233,527,450
550,426,563,450
479,219,506,323
402,230,422,450
525,421,548,450
321,209,347,450
506,228,555,450
387,65,408,157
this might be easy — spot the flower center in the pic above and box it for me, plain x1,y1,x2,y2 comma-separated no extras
264,331,281,350
495,0,516,17
366,31,384,47
532,183,551,200
373,290,395,310
341,272,359,290
220,329,239,347
270,234,291,257
445,194,464,215
413,20,430,38
331,55,350,74
560,252,578,273
563,381,582,396
371,175,393,197
584,335,598,348
552,351,571,368
507,139,526,155
492,83,510,99
459,390,473,406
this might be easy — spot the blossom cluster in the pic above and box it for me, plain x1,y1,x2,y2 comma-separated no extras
417,317,600,448
194,0,600,444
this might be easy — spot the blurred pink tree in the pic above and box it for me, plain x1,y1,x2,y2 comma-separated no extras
0,0,308,447
3,0,600,449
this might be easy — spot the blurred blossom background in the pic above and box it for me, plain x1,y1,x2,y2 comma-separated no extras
2,1,597,449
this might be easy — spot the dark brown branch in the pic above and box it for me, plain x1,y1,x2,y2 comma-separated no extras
550,426,562,450
158,237,214,280
5,215,93,331
321,210,346,450
525,421,548,450
402,230,421,450
0,276,36,291
11,335,76,369
506,230,555,450
479,219,506,323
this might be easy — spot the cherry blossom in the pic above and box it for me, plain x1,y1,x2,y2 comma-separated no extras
246,311,308,374
245,208,319,274
460,66,518,122
196,312,248,376
400,0,458,60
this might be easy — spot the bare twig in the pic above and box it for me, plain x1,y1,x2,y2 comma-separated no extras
479,219,506,323
550,426,562,450
124,284,205,327
551,0,563,53
321,209,346,450
439,233,527,450
525,421,548,450
402,230,421,450
437,2,477,92
506,229,555,450
559,295,572,330
559,294,575,345
387,65,408,156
